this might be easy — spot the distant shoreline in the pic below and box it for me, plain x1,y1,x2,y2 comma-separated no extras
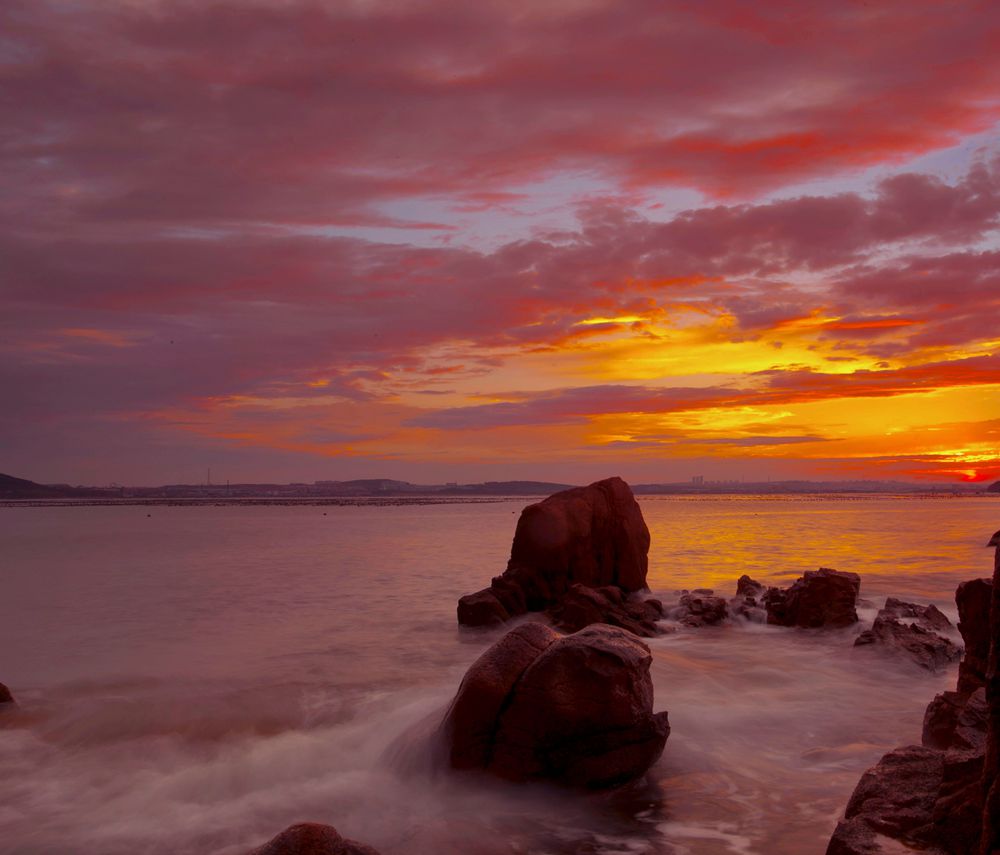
2,491,996,508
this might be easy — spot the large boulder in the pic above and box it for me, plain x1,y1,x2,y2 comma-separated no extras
766,567,860,628
441,622,669,788
248,823,381,855
0,683,14,706
457,478,659,635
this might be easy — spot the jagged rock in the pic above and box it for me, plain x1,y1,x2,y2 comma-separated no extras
829,530,1000,855
248,823,381,855
551,583,663,636
956,578,992,693
854,612,961,672
736,575,765,599
979,529,1000,855
457,478,657,636
670,590,729,627
728,575,768,622
881,598,953,632
766,567,860,628
827,746,945,854
442,623,669,788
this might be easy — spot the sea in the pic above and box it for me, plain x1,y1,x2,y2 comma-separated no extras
0,495,997,855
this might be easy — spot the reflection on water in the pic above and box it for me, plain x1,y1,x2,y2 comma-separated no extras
0,496,996,854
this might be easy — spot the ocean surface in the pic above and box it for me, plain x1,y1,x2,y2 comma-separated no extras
0,495,997,855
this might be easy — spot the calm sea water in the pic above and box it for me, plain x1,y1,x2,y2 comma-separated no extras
0,495,997,855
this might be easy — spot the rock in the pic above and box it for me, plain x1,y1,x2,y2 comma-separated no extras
854,613,961,672
881,597,953,633
0,683,14,706
766,567,860,628
728,575,769,622
551,583,663,636
736,575,765,599
836,745,944,841
444,622,559,771
828,530,1000,855
924,691,968,750
457,478,655,635
979,529,1000,855
248,823,381,855
956,578,992,693
456,587,509,627
442,623,669,788
670,591,729,627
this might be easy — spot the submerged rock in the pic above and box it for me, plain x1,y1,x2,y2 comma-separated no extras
457,478,659,636
766,567,860,628
248,823,381,855
442,622,669,788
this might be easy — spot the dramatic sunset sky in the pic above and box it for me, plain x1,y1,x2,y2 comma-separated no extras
3,0,1000,486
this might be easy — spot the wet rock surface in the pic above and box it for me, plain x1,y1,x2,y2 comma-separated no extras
827,530,1000,855
766,567,860,628
956,577,993,693
551,583,664,636
669,590,729,627
248,823,382,855
457,478,659,636
442,622,669,788
854,599,960,672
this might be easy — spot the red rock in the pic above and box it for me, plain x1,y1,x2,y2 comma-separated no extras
248,823,381,855
881,597,953,633
443,622,559,770
828,530,1000,855
672,591,729,627
736,575,764,599
923,691,968,750
456,588,509,627
457,478,654,634
955,578,992,694
766,567,860,628
442,623,669,788
854,613,961,672
551,584,662,636
979,529,1000,855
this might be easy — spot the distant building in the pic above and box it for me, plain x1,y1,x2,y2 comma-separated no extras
691,475,704,485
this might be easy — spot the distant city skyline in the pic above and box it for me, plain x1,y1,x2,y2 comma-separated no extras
3,1,1000,485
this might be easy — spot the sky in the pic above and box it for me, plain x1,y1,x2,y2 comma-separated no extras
3,0,1000,487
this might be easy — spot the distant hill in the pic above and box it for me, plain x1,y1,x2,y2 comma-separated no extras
988,481,1000,493
438,480,574,496
0,473,117,500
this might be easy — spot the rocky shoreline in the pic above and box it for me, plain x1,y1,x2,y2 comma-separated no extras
3,477,997,854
